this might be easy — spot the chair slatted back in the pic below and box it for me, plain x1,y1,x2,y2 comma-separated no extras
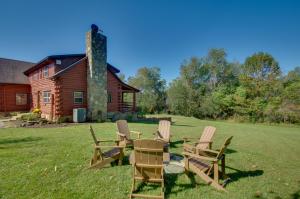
157,120,171,142
116,120,131,141
89,125,103,159
133,139,164,180
215,136,233,160
196,126,216,149
90,125,99,146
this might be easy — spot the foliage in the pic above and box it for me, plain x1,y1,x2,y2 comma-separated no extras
128,67,166,113
166,49,300,123
56,116,72,123
20,113,41,121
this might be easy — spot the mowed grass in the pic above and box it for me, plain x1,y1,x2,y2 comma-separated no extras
1,115,300,199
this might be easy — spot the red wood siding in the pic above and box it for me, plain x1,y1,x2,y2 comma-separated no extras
28,63,56,118
0,84,31,112
25,58,136,119
59,59,87,116
107,70,122,112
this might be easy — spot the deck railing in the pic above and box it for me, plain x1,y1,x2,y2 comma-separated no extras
119,102,135,112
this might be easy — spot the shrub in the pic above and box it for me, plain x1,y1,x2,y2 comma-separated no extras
56,116,71,123
20,113,41,121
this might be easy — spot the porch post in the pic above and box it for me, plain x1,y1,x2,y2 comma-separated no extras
133,92,136,112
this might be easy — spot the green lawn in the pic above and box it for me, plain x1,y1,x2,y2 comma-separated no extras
1,115,300,199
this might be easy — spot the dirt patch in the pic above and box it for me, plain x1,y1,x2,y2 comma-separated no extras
24,122,80,128
1,119,84,128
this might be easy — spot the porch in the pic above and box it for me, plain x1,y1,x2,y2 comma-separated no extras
118,84,139,113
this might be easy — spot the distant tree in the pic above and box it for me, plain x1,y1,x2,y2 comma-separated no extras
118,73,126,82
166,78,190,115
167,48,239,118
276,67,300,123
237,52,282,122
128,67,166,113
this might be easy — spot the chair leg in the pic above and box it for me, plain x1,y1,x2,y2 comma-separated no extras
214,162,219,183
118,150,124,166
198,170,226,191
161,179,165,199
221,155,226,179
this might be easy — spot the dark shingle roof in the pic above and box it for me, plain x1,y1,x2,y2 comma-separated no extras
0,58,35,84
24,54,120,75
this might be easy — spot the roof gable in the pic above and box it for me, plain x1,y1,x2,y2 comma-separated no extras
0,58,35,84
24,54,120,76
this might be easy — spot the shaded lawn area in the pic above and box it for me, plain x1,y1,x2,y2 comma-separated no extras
1,115,300,199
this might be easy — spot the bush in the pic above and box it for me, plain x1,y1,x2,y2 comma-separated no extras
20,113,41,121
56,116,71,123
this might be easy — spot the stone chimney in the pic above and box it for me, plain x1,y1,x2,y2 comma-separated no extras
86,24,107,121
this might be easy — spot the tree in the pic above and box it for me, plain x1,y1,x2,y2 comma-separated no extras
118,73,126,82
167,48,239,119
128,67,166,113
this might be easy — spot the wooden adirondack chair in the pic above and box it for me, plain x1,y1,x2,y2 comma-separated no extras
183,136,233,191
116,120,142,147
89,125,124,169
154,120,171,143
183,126,216,153
130,139,165,199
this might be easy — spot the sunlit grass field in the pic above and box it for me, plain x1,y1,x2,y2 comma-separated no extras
1,115,300,199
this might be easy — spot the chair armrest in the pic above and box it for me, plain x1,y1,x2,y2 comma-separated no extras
130,130,141,135
130,131,142,139
155,138,168,143
198,141,213,144
98,139,120,143
182,152,217,162
95,146,124,149
116,132,126,137
182,137,199,143
201,148,219,154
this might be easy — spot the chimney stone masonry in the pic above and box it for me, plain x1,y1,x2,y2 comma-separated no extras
86,25,107,121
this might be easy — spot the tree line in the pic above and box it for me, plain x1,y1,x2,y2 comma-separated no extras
125,49,300,123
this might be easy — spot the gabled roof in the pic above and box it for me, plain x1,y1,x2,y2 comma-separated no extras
49,56,139,92
24,53,120,75
109,70,140,92
24,54,86,75
0,58,35,84
50,57,87,78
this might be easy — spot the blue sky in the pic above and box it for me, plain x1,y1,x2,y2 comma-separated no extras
0,0,299,82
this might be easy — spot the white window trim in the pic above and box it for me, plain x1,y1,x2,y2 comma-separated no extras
43,66,49,78
74,91,84,104
43,91,51,104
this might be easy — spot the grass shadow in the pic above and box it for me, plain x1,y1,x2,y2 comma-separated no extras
129,119,158,125
291,189,300,199
0,137,43,149
0,137,42,145
165,173,199,198
171,124,196,127
225,148,237,154
226,166,264,182
170,140,184,148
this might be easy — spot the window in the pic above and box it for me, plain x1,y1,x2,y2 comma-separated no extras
56,59,62,65
108,93,112,103
43,91,51,103
16,93,27,105
74,91,83,104
43,66,49,77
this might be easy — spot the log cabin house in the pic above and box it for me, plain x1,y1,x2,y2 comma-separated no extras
0,25,139,121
